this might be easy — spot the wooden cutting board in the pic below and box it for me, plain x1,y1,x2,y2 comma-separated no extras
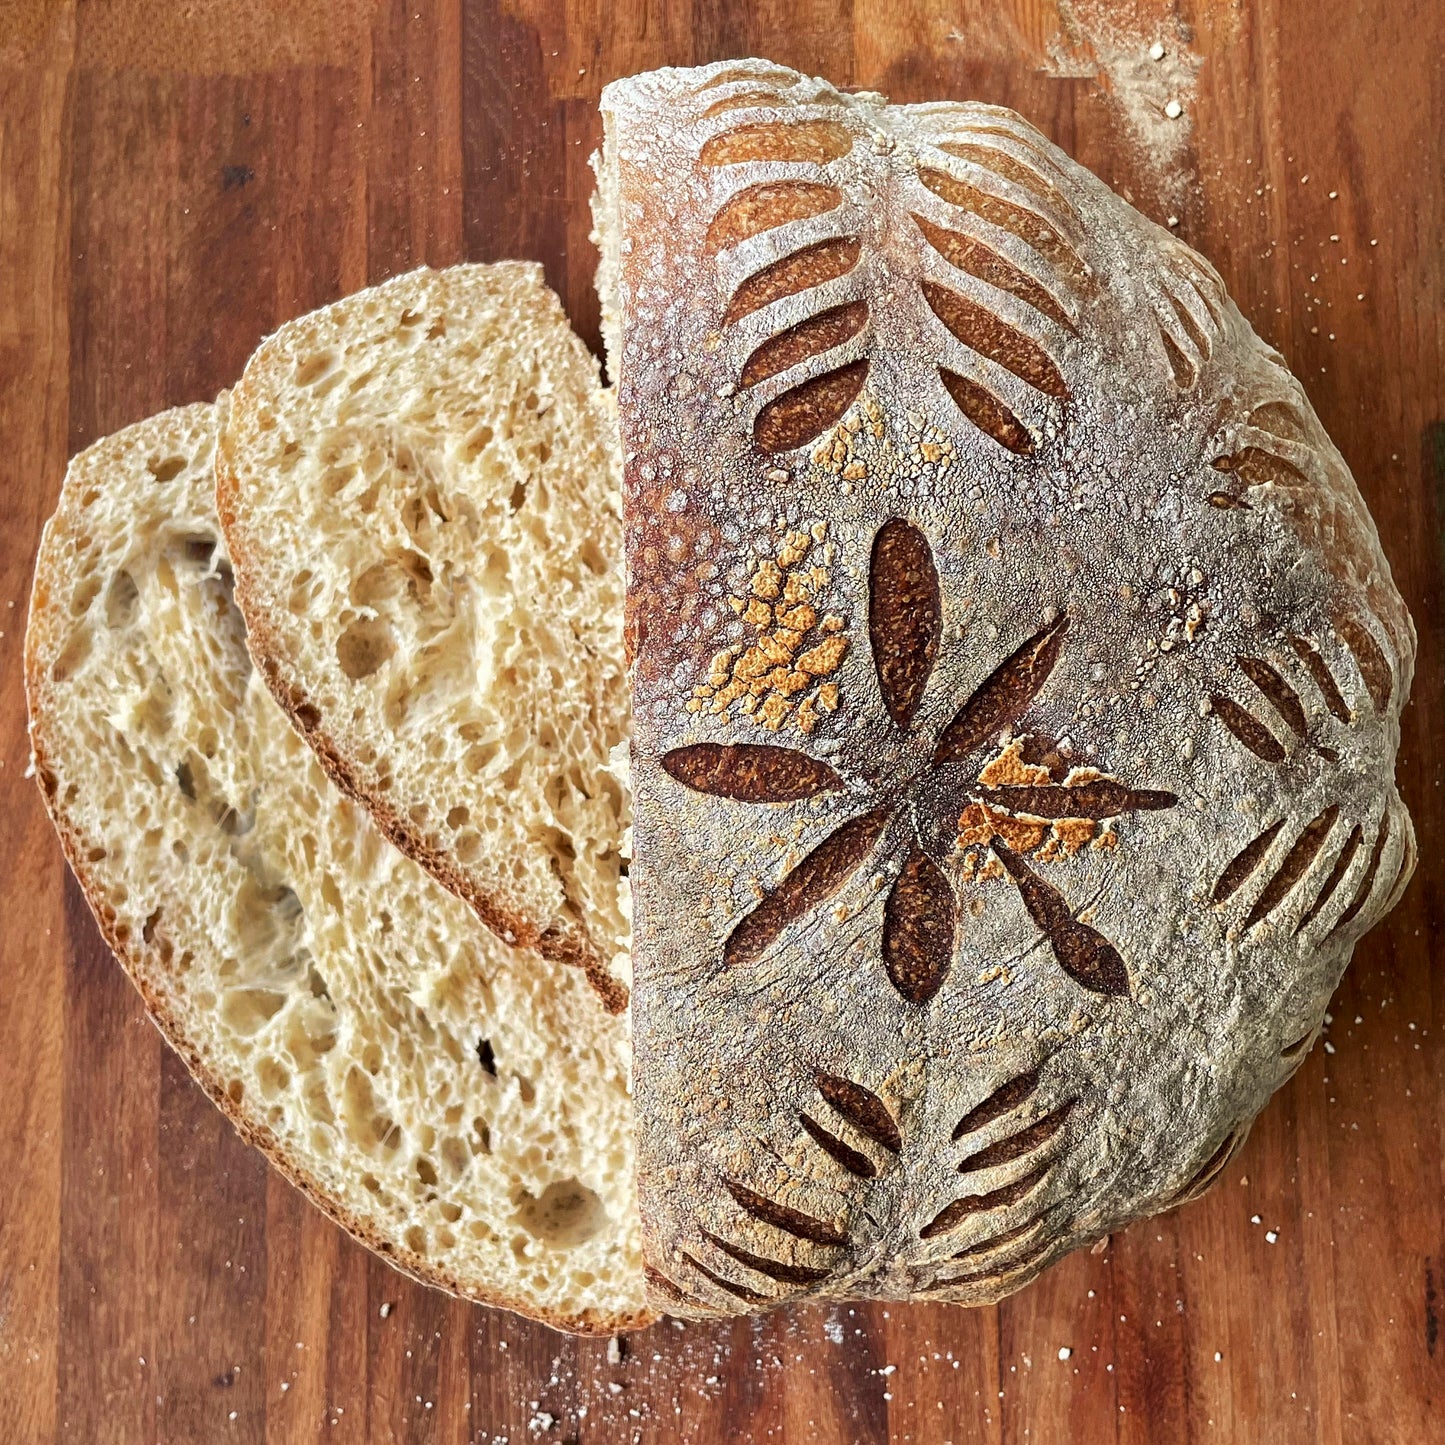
1,2,1440,1441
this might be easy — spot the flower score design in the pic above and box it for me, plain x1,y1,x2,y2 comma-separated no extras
662,518,1179,1003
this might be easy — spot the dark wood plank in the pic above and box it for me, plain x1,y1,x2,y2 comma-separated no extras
57,900,160,1445
367,0,465,278
153,1047,270,1440
260,1172,369,1444
0,1,1440,1441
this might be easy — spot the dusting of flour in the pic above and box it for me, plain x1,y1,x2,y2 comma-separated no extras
1049,0,1203,213
947,0,1203,218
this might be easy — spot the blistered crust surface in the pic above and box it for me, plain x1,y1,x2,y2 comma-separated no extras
602,61,1416,1317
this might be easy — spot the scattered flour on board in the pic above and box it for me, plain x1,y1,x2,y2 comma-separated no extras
1046,0,1203,212
945,0,1204,216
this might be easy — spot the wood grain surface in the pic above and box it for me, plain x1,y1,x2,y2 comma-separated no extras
0,2,1440,1441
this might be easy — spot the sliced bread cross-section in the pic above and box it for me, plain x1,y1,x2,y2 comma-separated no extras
26,402,650,1333
216,264,632,1011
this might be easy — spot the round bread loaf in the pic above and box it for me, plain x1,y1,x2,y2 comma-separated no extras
597,60,1416,1315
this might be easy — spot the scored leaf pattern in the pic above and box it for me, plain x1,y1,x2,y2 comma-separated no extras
699,101,1081,458
798,1071,901,1181
1208,625,1404,937
935,617,1067,762
1211,801,1391,940
815,1070,903,1152
661,742,842,802
920,1161,1054,1240
721,807,890,969
704,180,843,254
991,840,1129,995
946,1214,1047,1264
683,1073,903,1306
953,1066,1040,1139
723,1177,849,1246
1165,1130,1242,1209
925,1232,1057,1290
882,850,956,1004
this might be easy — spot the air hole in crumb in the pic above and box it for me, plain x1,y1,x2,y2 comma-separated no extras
398,308,422,327
463,742,499,774
426,317,446,340
105,571,140,629
336,617,395,680
295,352,337,386
50,629,92,681
69,575,102,617
472,1117,492,1154
175,760,197,799
179,535,216,568
509,481,528,511
403,1225,427,1255
462,424,493,462
269,885,303,926
446,805,470,829
476,1039,497,1075
441,1137,470,1178
453,829,482,863
257,1058,291,1097
415,1157,438,1187
220,988,287,1037
513,1179,607,1248
516,1075,536,1104
147,455,187,483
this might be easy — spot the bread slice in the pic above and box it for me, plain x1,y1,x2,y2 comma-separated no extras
215,265,631,1011
26,403,651,1334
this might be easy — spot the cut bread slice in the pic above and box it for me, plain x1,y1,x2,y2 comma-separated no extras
26,402,651,1334
216,265,631,1011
